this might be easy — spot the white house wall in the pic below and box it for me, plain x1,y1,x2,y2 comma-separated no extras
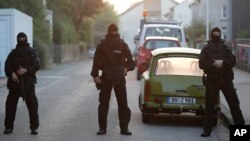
173,0,192,28
119,3,143,51
191,0,228,39
161,0,177,20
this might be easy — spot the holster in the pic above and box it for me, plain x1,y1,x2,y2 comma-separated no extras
202,74,207,86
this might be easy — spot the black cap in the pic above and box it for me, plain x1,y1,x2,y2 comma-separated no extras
17,32,28,42
108,23,118,34
211,27,221,38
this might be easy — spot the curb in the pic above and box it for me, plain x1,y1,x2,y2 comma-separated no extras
0,78,7,88
219,104,233,129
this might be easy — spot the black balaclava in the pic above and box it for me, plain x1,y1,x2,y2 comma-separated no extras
107,23,118,38
211,27,221,43
17,32,28,47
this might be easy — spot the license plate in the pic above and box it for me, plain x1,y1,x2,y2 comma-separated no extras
167,97,196,104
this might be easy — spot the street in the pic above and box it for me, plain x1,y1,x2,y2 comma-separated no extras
0,59,229,141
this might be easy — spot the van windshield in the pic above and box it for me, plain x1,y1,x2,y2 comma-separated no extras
145,27,182,42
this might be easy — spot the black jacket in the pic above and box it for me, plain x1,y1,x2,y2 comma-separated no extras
5,45,40,84
199,39,235,79
91,34,135,78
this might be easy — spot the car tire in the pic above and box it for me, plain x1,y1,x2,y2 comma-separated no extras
142,113,152,123
138,95,142,112
195,110,204,116
137,71,141,80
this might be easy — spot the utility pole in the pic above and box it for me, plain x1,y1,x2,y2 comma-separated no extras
206,0,209,41
228,0,232,40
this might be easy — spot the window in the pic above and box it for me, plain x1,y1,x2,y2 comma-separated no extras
221,6,227,19
145,40,178,49
222,33,227,40
155,57,203,76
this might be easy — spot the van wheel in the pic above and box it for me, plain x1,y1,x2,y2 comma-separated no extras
137,71,141,80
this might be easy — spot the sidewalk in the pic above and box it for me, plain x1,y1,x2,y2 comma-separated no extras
220,68,250,128
0,77,7,88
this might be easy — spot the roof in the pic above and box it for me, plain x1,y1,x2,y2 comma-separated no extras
119,1,143,16
151,47,201,56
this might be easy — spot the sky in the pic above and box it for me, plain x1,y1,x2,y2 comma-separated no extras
105,0,185,14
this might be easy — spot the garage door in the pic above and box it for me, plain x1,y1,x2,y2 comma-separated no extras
0,16,10,77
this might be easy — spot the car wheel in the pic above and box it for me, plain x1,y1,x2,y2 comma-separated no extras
138,95,142,112
137,71,141,80
142,113,152,123
195,110,204,116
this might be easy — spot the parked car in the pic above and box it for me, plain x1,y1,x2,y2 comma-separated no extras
136,36,181,80
87,48,96,59
138,47,220,125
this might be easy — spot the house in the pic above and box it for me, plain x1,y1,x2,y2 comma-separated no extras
189,0,250,41
0,9,33,77
119,2,143,52
229,0,250,40
189,0,228,40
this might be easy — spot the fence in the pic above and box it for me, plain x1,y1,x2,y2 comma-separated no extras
234,39,250,72
53,44,85,64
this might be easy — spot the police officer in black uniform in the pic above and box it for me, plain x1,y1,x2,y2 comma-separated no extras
199,27,245,137
4,32,40,135
91,23,135,135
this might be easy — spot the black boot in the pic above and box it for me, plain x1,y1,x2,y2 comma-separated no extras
97,129,106,135
31,129,38,135
120,129,132,135
201,130,211,137
3,129,13,134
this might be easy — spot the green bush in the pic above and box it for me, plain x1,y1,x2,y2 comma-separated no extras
238,26,250,38
33,36,52,69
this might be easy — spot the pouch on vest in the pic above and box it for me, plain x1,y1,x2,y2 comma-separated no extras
103,66,124,83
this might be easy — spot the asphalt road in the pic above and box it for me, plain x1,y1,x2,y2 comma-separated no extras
0,60,229,141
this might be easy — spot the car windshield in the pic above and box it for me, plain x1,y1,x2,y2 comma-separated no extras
145,27,182,42
155,57,203,76
145,40,178,49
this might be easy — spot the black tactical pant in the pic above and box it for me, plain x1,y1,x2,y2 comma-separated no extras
5,81,39,130
98,77,131,131
203,77,245,131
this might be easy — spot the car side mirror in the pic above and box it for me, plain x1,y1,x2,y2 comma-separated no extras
134,35,139,44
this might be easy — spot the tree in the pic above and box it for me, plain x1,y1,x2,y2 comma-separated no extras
238,26,250,38
0,0,53,68
184,19,206,48
47,0,104,39
0,0,51,44
92,3,119,46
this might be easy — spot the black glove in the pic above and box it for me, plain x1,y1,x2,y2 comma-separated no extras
95,83,102,90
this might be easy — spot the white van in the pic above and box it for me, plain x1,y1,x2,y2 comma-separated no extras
138,24,187,47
